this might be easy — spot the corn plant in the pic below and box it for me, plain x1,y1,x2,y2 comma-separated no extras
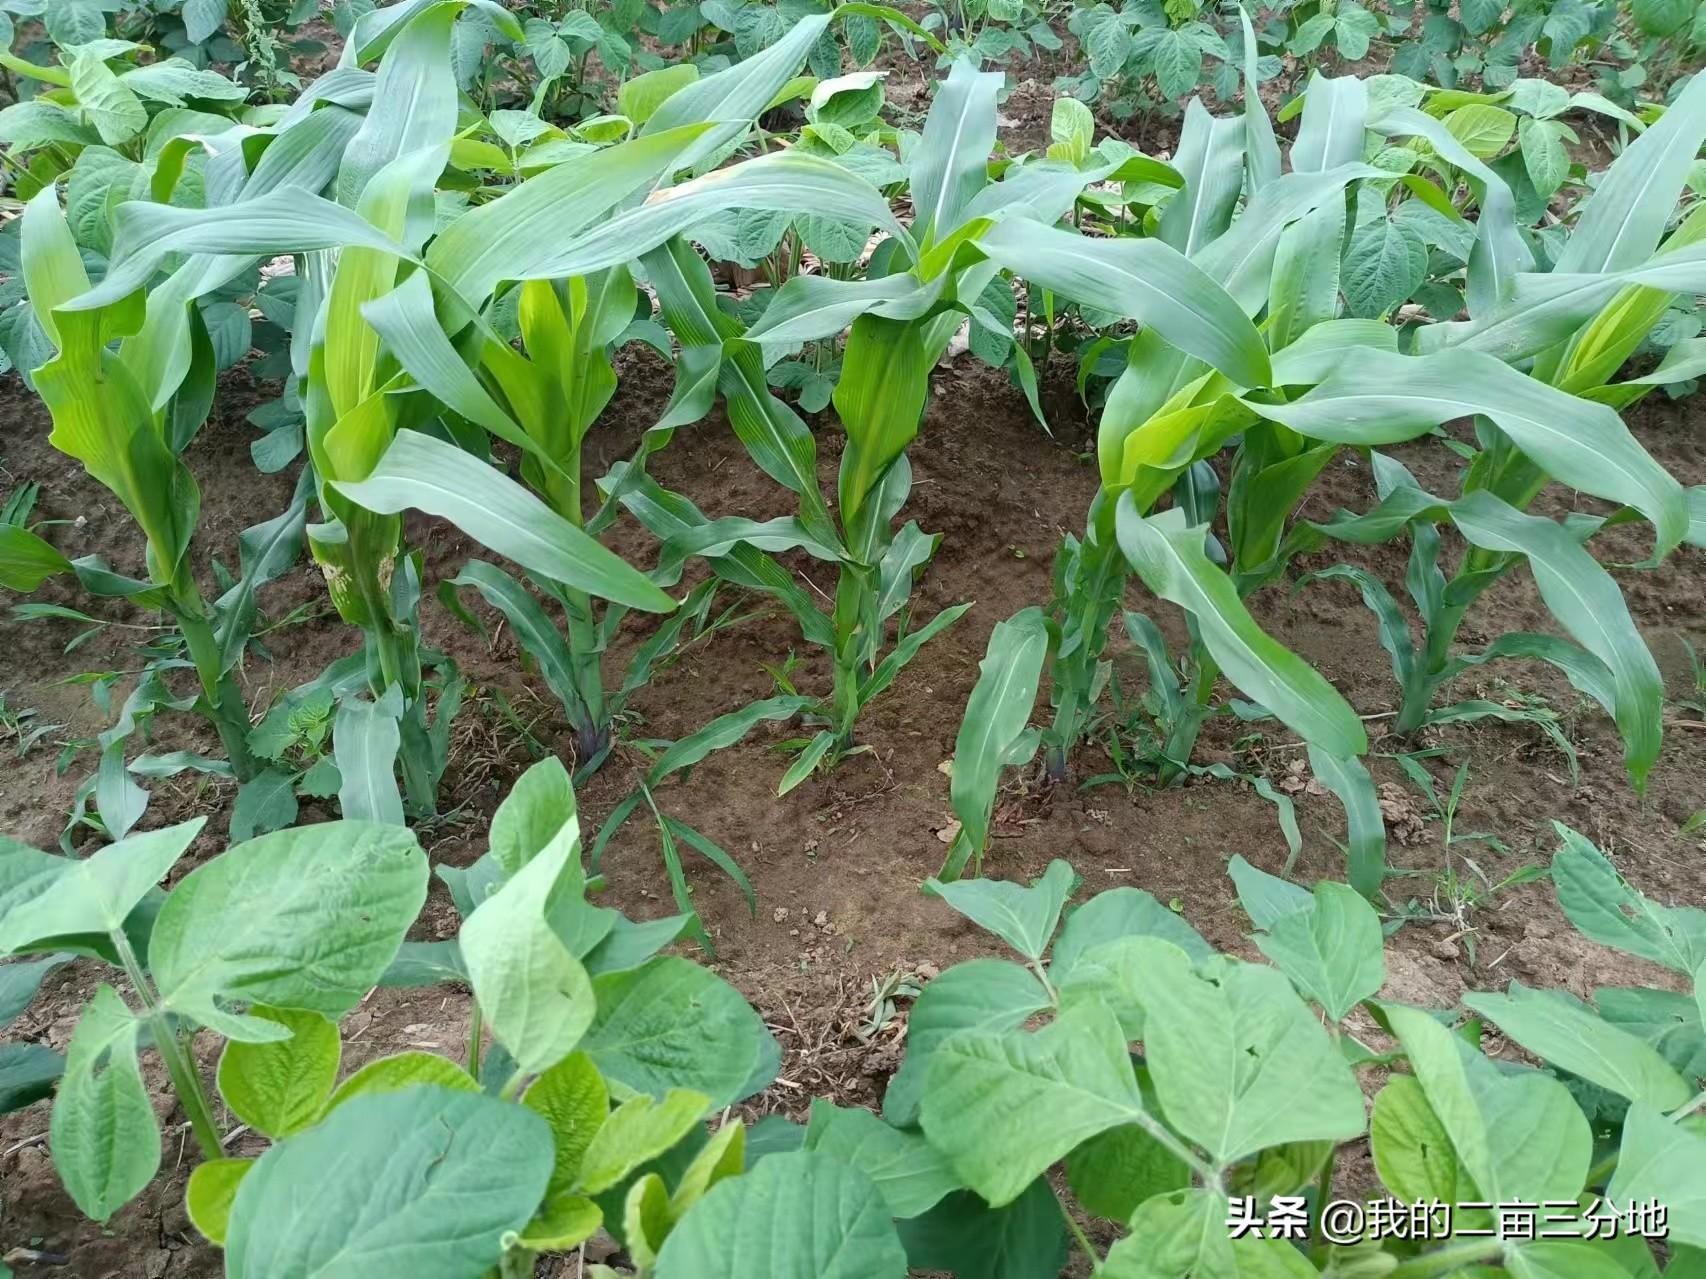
946,67,1694,894
598,59,1184,794
1256,68,1706,764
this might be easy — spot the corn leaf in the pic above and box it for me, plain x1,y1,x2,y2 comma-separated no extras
1115,500,1367,759
331,430,676,613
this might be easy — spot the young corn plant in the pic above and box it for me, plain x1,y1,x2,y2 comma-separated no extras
65,2,699,821
952,69,1691,893
1196,69,1706,795
9,183,315,839
600,59,1179,794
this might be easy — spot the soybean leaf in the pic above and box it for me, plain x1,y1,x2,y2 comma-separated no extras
883,959,1050,1129
1550,822,1706,974
225,1086,554,1278
923,859,1076,961
581,957,776,1107
216,1007,341,1140
1253,881,1386,1022
802,1099,962,1219
150,823,427,1039
50,986,156,1223
460,807,594,1076
655,1150,907,1278
1383,1002,1591,1203
1607,1104,1706,1249
1463,983,1693,1111
1142,944,1367,1166
1049,887,1216,978
0,819,203,955
921,1002,1145,1206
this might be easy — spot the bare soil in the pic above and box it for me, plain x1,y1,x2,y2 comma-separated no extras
3,53,1706,1279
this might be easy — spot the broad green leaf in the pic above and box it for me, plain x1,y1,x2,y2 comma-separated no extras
1383,1002,1590,1203
50,986,156,1223
1103,1187,1319,1277
976,219,1271,390
1227,855,1314,931
581,957,776,1107
0,955,70,1026
0,1041,63,1115
1049,887,1216,978
1254,882,1386,1022
68,51,147,147
921,1001,1145,1207
324,1051,478,1111
150,823,427,1037
524,1050,608,1196
186,1158,252,1245
1608,1104,1706,1249
1466,984,1693,1111
1551,823,1706,973
923,859,1075,961
0,819,202,955
1341,215,1427,318
216,1007,341,1139
489,756,577,877
1143,947,1366,1166
333,430,676,613
578,1088,709,1194
802,1099,961,1218
521,1188,603,1251
897,1178,1067,1279
883,959,1050,1128
1116,502,1367,759
225,1087,554,1278
654,1149,907,1279
1510,1241,1647,1279
230,769,299,842
1066,1123,1192,1222
1445,104,1517,158
1370,1073,1473,1203
460,806,594,1076
619,64,699,125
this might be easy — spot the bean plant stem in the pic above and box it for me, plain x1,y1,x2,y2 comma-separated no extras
1385,1237,1507,1278
467,1000,484,1080
1133,1110,1221,1193
1668,1088,1706,1121
1058,1200,1102,1275
112,928,224,1162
